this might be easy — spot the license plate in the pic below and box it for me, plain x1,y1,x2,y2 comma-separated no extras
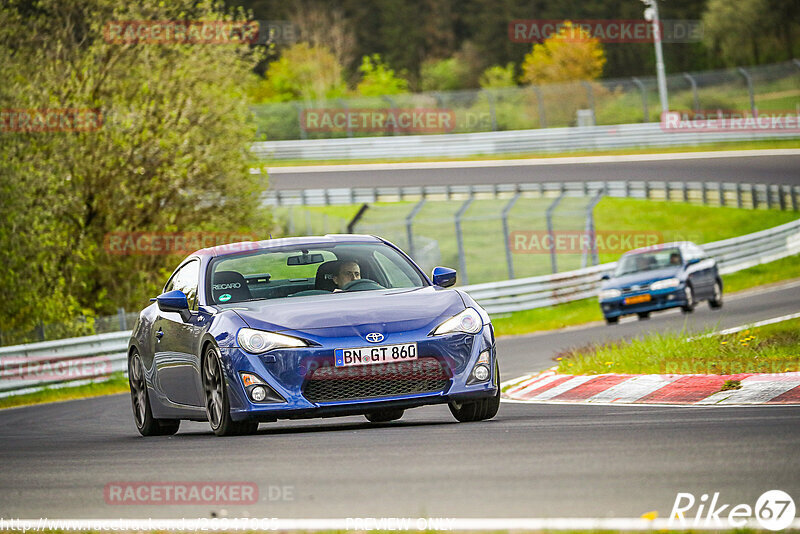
624,294,652,305
334,343,418,367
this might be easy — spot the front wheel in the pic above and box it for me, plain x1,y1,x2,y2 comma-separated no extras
681,285,695,313
605,316,619,325
448,363,500,423
129,350,180,436
202,344,259,437
709,281,723,309
637,312,650,320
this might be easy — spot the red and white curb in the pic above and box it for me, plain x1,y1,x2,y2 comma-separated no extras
502,370,800,405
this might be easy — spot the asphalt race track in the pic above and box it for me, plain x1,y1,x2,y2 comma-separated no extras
267,151,800,190
1,282,798,520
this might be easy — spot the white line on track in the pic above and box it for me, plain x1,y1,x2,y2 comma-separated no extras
266,148,800,174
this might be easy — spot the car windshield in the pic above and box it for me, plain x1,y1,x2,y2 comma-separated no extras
207,242,428,304
615,248,682,276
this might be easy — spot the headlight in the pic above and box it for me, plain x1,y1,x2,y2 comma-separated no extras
598,289,621,301
237,328,307,353
651,277,681,290
432,308,482,336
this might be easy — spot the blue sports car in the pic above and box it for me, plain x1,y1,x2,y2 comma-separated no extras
127,235,499,436
598,241,723,324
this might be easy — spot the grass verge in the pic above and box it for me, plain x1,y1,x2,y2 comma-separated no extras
491,253,800,337
0,373,129,410
554,318,800,375
263,139,799,166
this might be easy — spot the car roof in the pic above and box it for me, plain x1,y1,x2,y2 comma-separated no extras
194,234,383,258
622,241,697,256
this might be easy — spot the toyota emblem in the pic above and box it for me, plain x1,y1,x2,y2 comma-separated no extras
365,332,384,343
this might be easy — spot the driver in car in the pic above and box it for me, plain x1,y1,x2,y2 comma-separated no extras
333,260,361,291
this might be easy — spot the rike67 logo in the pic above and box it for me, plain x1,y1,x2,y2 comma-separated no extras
670,490,796,530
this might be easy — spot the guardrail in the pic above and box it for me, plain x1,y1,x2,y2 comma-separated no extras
0,332,129,398
252,122,799,161
462,217,800,314
1,217,798,397
263,180,800,211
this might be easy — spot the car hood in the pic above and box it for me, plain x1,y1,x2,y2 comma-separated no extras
220,286,466,334
603,266,682,289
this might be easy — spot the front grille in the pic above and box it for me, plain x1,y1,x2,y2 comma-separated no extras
302,357,451,403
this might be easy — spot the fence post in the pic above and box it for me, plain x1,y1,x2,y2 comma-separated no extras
293,102,307,140
644,180,650,200
454,197,474,285
665,181,671,201
737,183,743,208
631,77,649,122
682,181,689,203
702,181,708,205
737,67,757,117
117,308,127,331
718,182,725,207
751,183,758,208
405,198,426,259
484,89,498,131
532,86,547,128
682,73,699,114
793,185,799,211
502,192,521,279
582,189,604,268
382,95,398,136
767,184,773,210
546,191,567,274
36,321,45,341
779,185,787,210
581,81,596,125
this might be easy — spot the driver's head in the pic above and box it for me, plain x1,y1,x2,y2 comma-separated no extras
670,252,682,265
333,260,360,289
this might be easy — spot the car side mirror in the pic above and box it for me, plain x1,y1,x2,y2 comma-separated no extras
156,290,192,321
601,274,610,281
686,258,701,267
432,266,457,288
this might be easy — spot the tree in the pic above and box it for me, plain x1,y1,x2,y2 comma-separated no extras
252,42,346,102
479,63,517,89
356,54,409,96
702,0,783,65
0,0,271,334
420,57,470,91
520,21,606,85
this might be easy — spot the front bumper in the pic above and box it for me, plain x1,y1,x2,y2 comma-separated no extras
221,325,498,421
600,287,687,319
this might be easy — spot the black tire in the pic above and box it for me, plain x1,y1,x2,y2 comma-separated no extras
709,280,723,309
448,362,501,422
365,409,404,423
605,316,619,325
129,350,180,436
681,284,696,313
637,312,650,320
202,344,259,437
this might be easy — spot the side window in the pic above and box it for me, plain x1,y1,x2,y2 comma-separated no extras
164,259,200,310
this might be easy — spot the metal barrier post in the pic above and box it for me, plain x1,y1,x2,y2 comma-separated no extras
682,73,700,113
683,181,689,203
793,185,799,211
737,67,757,117
737,183,743,208
718,182,725,207
632,77,649,122
751,183,758,208
405,198,426,259
779,185,787,211
546,191,567,274
454,197,475,285
502,192,521,279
